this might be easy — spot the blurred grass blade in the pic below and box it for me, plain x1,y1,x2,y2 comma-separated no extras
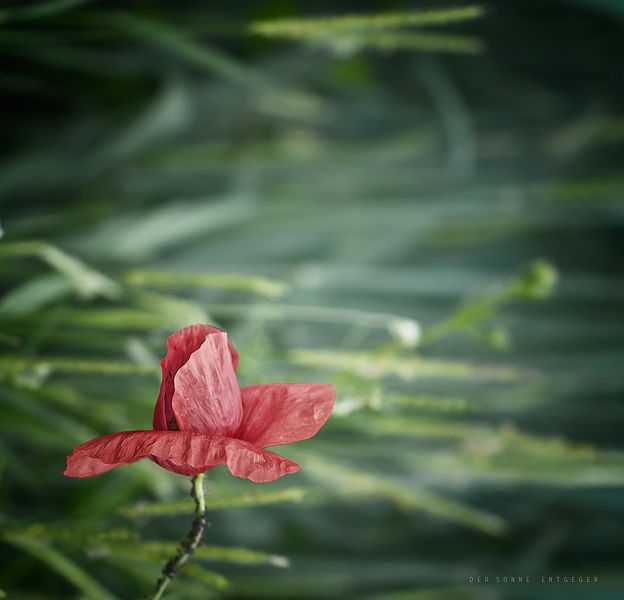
5,524,134,544
321,32,484,55
133,289,209,327
120,541,289,567
0,356,158,376
4,535,118,600
122,488,305,517
0,241,121,300
81,198,256,262
124,269,288,297
194,544,289,567
0,275,73,316
209,303,420,335
290,349,531,381
387,394,470,412
333,392,470,416
11,292,207,330
250,7,486,37
180,564,229,590
115,14,323,120
301,457,506,536
0,0,95,23
99,78,192,166
339,414,484,440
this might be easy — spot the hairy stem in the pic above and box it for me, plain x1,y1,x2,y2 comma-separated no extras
152,473,207,600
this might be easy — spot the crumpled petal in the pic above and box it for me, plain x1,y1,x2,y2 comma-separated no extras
237,383,335,448
63,430,300,482
172,332,243,436
153,324,239,430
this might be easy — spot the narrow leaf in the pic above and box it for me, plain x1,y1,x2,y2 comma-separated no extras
122,488,305,517
0,242,121,300
290,349,532,381
250,7,486,37
301,457,506,536
4,535,118,600
124,269,288,297
180,564,229,589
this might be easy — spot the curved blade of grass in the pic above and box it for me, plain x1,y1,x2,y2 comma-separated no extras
114,15,323,121
0,386,98,446
3,534,118,600
0,275,73,316
0,242,121,300
300,457,506,536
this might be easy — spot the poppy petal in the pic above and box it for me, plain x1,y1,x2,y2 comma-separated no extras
238,383,335,448
172,332,243,436
153,325,239,430
63,431,300,482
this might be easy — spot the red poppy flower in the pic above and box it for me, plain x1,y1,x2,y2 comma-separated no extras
63,325,335,482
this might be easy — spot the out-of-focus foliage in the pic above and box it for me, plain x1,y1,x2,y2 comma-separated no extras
0,1,623,599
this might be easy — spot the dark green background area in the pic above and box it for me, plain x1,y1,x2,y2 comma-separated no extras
0,1,623,599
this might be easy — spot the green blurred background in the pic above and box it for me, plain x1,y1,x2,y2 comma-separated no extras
1,1,623,598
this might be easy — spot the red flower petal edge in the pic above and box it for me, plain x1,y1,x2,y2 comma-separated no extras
237,383,335,448
64,325,335,482
63,431,300,483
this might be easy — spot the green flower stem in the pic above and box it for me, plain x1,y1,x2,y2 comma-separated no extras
152,473,207,600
